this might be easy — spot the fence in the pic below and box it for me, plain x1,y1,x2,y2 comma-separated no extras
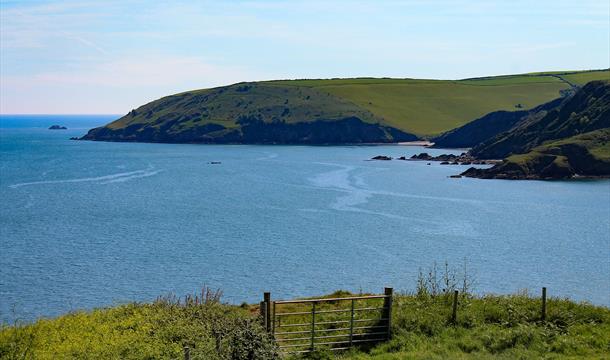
181,286,551,359
260,288,393,354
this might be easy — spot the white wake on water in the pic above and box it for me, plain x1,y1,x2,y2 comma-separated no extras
9,166,162,188
308,162,480,237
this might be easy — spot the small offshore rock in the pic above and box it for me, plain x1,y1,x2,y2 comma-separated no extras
372,155,392,160
49,125,67,130
410,152,432,160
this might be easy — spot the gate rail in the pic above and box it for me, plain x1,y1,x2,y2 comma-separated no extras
260,288,393,354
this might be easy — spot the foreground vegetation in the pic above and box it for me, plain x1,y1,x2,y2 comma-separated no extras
0,290,279,360
2,287,609,359
336,293,609,360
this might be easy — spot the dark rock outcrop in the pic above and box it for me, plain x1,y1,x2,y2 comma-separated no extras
409,152,498,165
49,125,67,130
82,116,418,145
371,155,392,160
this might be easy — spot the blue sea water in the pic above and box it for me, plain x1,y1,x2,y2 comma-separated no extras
1,115,609,323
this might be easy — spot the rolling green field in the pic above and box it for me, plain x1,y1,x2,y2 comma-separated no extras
558,70,609,86
314,80,565,135
265,75,572,135
258,70,608,136
92,69,609,140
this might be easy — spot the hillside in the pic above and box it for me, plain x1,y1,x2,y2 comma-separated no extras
2,290,609,359
80,70,608,144
455,80,610,180
432,97,564,148
470,80,610,160
463,129,610,180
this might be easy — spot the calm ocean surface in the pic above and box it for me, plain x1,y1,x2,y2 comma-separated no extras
1,115,609,322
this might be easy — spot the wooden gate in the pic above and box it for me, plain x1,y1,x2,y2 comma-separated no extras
260,288,393,354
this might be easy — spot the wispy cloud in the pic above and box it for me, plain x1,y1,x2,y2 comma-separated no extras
0,54,271,113
1,0,608,113
32,55,257,87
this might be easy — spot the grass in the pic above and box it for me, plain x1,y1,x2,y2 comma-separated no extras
504,129,610,169
3,262,608,359
334,292,610,360
314,80,565,136
100,70,609,139
561,70,610,86
0,291,279,360
2,288,609,359
107,83,382,131
543,129,610,162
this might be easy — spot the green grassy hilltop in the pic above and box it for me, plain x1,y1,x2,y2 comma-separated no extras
266,74,577,136
81,69,609,144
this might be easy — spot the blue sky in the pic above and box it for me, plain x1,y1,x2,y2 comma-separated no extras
1,0,608,114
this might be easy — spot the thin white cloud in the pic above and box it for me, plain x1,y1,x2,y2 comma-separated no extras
0,55,273,113
32,55,255,87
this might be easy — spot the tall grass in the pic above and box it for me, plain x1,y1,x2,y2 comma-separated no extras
1,269,609,359
0,287,279,360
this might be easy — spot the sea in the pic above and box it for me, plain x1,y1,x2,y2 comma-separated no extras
1,115,609,323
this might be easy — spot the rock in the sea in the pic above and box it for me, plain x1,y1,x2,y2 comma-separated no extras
397,156,407,160
440,161,450,165
371,155,392,160
49,125,67,130
449,174,462,178
410,152,432,160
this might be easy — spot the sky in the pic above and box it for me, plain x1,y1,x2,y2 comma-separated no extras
1,0,609,114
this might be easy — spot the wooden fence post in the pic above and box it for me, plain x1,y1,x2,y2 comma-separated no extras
272,301,276,336
310,302,317,352
541,287,547,322
183,346,190,360
349,299,355,346
264,292,271,333
383,287,393,339
260,301,266,328
451,290,459,324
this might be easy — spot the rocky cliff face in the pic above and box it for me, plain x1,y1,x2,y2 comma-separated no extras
81,116,418,144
